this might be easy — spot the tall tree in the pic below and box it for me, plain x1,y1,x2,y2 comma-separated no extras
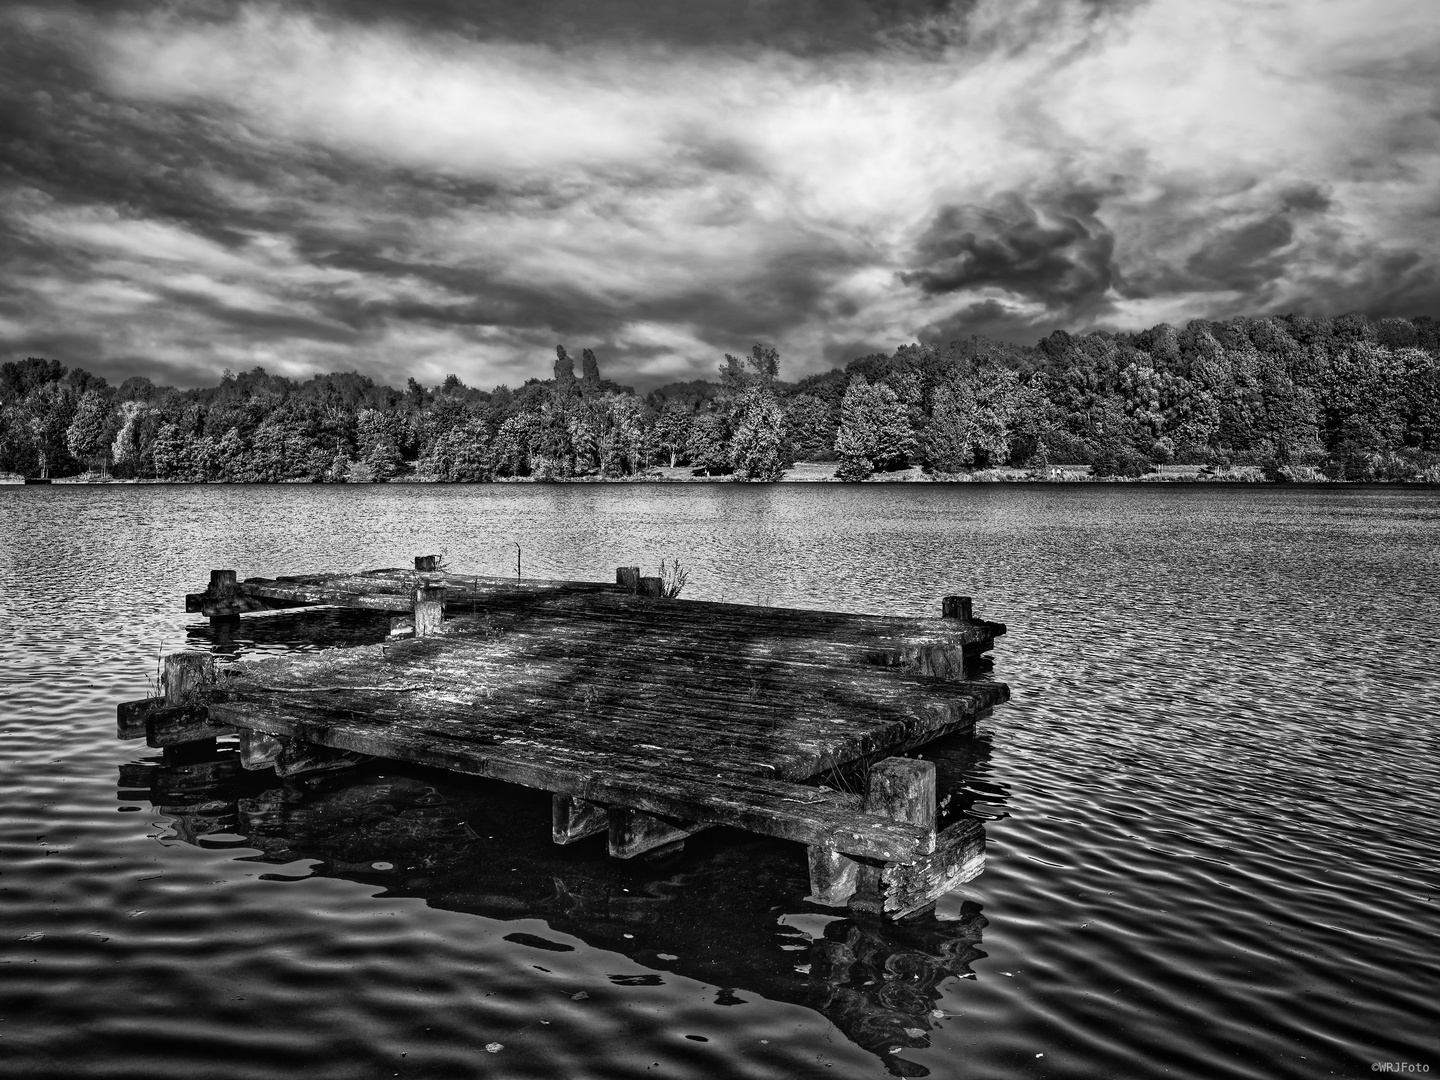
719,344,784,480
652,401,692,467
21,381,78,478
685,413,730,476
66,389,112,474
783,394,836,461
833,376,916,481
581,348,602,392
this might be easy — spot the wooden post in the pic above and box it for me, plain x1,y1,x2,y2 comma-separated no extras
552,794,609,844
413,585,444,637
152,652,234,748
616,566,641,593
163,652,214,705
806,846,860,907
415,555,441,572
638,576,664,599
209,570,241,630
608,808,709,858
239,729,285,771
941,595,973,622
849,758,936,917
864,758,936,830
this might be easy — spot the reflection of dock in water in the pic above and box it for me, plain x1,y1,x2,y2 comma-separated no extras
119,727,1005,1077
121,559,1011,918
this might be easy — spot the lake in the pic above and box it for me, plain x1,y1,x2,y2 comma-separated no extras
0,483,1435,1079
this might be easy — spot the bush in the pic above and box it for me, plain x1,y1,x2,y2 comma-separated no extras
1091,444,1154,478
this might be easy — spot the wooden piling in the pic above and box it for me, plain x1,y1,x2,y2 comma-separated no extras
415,555,441,572
239,728,285,771
552,794,609,844
608,808,709,858
413,585,444,637
208,571,241,630
942,595,973,622
149,652,236,747
849,758,936,916
806,846,861,907
637,576,665,599
616,566,641,593
163,652,214,705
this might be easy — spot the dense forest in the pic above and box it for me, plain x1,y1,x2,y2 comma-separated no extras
3,312,1439,483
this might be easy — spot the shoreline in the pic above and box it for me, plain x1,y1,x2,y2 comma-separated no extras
3,465,1427,486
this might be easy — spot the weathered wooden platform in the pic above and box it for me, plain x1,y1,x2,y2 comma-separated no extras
122,560,1009,917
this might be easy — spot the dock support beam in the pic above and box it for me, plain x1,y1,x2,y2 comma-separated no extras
413,585,444,637
552,794,609,844
415,555,441,572
608,808,709,858
806,846,860,907
616,566,640,593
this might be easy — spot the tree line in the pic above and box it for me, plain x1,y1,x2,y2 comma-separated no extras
3,312,1439,483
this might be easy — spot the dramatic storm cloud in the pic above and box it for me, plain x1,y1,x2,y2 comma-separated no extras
1,0,1438,390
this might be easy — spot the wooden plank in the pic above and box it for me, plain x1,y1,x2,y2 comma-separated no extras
208,697,936,861
226,570,1002,646
117,697,161,739
239,582,414,613
878,817,986,917
148,707,236,747
442,609,985,681
189,594,312,617
219,640,1006,780
455,590,1005,646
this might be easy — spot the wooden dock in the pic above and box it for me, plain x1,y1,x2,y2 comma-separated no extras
119,559,1009,917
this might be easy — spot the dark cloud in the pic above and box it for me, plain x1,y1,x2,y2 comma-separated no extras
1185,216,1294,292
50,0,981,55
914,298,1073,350
900,191,1119,309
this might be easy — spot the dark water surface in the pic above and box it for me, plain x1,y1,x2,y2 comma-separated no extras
0,484,1436,1079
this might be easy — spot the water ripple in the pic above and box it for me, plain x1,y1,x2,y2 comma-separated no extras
1,484,1436,1079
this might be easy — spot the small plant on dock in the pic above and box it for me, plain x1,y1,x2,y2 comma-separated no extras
145,640,165,699
660,558,688,599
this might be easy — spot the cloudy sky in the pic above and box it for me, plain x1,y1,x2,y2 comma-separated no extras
1,0,1438,392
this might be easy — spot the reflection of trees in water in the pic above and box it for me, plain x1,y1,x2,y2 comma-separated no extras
120,727,1004,1078
808,911,987,1076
